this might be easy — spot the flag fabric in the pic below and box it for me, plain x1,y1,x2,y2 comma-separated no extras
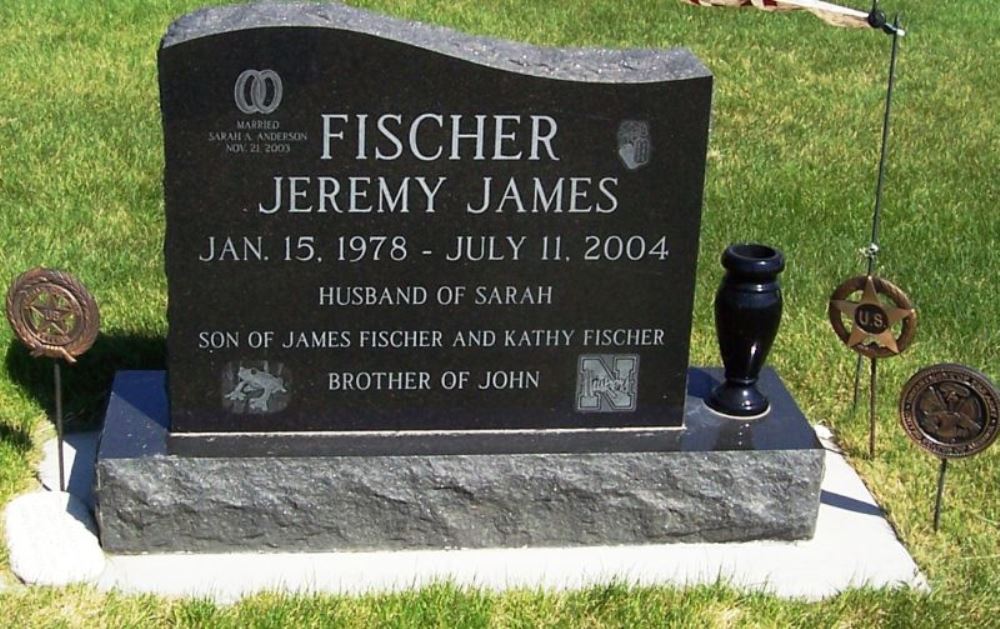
683,0,873,29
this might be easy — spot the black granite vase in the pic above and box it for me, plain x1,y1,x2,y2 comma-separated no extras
707,243,785,417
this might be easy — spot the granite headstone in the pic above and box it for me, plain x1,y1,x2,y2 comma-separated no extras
93,3,823,553
159,2,711,452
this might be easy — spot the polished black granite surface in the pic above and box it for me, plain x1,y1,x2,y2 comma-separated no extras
161,4,711,435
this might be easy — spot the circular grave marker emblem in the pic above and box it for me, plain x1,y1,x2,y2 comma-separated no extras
5,268,99,363
828,275,916,358
899,364,1000,458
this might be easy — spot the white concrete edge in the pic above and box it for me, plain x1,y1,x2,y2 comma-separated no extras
15,426,929,602
91,424,929,602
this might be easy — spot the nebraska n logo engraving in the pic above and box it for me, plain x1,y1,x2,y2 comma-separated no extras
576,354,639,412
234,69,283,114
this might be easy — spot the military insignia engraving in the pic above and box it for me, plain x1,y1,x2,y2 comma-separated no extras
828,275,916,358
576,354,639,412
5,268,100,363
899,364,1000,458
222,361,291,413
616,120,651,171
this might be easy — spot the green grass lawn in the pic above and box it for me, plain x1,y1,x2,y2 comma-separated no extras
0,0,997,625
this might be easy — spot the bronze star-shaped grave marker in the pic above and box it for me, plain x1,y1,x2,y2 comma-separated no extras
828,274,917,458
6,268,99,363
6,268,100,493
828,274,916,359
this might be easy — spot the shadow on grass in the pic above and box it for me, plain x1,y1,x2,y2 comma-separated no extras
4,331,165,431
0,420,33,453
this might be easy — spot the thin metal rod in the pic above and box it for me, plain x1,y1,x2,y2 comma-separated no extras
866,14,901,276
54,360,65,492
851,353,864,414
933,458,948,532
868,357,877,458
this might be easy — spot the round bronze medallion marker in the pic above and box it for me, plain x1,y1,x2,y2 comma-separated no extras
5,268,99,363
828,275,916,359
899,364,1000,458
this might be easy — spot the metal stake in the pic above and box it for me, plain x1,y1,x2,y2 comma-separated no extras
868,357,878,458
852,354,864,414
54,360,65,492
933,458,948,532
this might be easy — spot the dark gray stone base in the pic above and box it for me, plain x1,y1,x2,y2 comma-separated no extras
95,370,824,554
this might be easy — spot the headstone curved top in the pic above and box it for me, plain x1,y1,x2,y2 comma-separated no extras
159,1,713,449
161,2,710,83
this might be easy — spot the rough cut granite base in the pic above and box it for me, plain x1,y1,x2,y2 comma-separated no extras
94,369,824,554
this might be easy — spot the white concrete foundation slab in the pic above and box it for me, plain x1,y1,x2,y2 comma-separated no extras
8,427,928,601
39,432,99,508
4,491,106,586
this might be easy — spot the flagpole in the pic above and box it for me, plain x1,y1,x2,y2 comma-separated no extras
851,10,902,419
867,12,901,277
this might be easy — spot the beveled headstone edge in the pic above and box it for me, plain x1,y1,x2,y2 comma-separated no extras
161,2,712,84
